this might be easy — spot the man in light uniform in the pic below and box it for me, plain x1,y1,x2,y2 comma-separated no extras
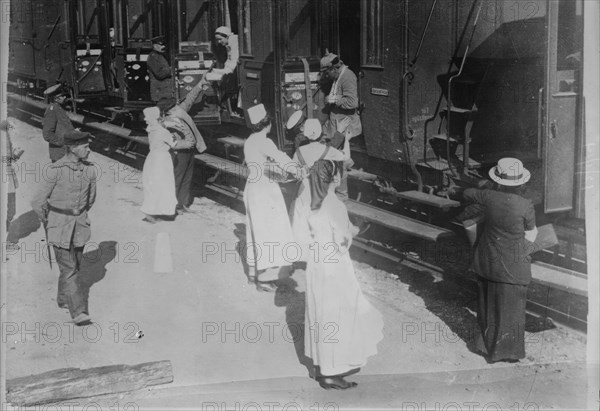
31,130,96,325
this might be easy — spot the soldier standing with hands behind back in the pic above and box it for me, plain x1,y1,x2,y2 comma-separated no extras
31,130,97,326
42,83,75,162
147,35,175,104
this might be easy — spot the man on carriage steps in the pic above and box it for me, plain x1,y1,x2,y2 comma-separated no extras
147,35,175,103
319,53,362,200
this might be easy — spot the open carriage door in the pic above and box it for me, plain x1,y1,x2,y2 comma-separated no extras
543,0,582,213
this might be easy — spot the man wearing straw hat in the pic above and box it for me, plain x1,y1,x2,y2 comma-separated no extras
451,157,538,363
42,83,75,162
31,130,97,326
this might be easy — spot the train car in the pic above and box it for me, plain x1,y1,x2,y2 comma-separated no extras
6,0,589,272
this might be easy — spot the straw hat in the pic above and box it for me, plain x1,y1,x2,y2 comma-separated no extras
488,157,531,186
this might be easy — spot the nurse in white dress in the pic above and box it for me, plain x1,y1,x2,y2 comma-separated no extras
288,114,349,262
243,104,303,290
304,159,383,390
140,107,177,223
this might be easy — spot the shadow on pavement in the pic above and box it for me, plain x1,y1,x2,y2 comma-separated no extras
6,210,41,243
274,277,313,378
80,241,118,311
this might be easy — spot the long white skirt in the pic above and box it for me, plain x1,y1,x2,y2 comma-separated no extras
304,247,384,376
141,150,177,215
244,179,296,271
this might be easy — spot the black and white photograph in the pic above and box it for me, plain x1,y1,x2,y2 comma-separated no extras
0,0,598,409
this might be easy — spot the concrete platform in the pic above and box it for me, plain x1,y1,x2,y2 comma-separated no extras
1,117,593,409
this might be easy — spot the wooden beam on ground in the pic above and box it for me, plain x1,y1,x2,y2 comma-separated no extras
6,360,173,407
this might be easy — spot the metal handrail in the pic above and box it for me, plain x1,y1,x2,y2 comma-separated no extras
401,0,438,191
447,0,484,176
422,0,480,167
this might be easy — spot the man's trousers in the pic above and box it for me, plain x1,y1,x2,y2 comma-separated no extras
172,150,195,208
54,244,87,319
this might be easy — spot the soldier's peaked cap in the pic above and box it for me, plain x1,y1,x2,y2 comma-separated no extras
151,35,165,44
44,83,69,97
64,130,93,146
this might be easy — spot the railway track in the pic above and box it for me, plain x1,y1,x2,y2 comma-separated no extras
7,94,588,333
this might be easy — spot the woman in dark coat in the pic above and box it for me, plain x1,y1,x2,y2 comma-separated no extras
460,158,538,363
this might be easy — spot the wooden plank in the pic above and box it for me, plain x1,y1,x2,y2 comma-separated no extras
345,200,454,241
217,136,245,147
431,133,458,142
395,190,460,208
347,168,378,182
6,360,174,407
118,135,149,145
417,159,451,171
195,153,249,178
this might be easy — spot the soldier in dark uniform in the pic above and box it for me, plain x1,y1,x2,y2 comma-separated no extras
147,36,174,103
42,84,75,162
31,130,97,326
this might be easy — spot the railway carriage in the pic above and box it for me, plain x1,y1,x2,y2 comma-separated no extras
6,0,589,274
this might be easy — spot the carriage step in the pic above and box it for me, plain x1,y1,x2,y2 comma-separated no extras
195,153,248,178
345,200,454,241
417,156,481,170
347,168,378,183
441,106,476,114
395,190,460,209
193,110,221,125
217,136,245,148
431,133,459,142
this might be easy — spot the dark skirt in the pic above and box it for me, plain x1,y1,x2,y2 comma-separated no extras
475,277,528,362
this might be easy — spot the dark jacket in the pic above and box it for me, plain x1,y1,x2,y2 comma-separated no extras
147,50,174,102
42,103,75,162
464,188,536,285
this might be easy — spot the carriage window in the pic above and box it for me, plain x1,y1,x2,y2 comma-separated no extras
127,0,163,40
178,0,210,42
108,0,124,46
76,0,100,42
362,0,383,67
556,0,582,92
287,0,319,57
239,0,252,55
